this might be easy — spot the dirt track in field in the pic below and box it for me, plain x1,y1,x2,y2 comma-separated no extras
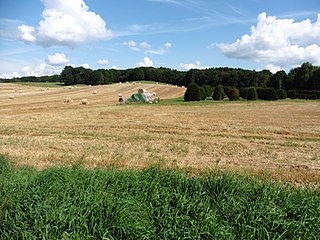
1,83,320,185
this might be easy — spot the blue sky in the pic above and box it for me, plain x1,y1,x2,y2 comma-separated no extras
0,0,319,78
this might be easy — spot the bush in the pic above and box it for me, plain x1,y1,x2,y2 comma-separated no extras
184,83,201,101
203,85,213,98
257,88,278,100
227,87,240,101
287,90,297,99
200,86,207,100
240,87,249,99
287,90,320,99
276,89,287,99
213,85,225,101
247,87,258,100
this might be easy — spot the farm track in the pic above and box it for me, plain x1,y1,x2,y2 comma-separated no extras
0,83,320,185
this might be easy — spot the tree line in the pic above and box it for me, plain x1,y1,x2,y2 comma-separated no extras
1,62,319,99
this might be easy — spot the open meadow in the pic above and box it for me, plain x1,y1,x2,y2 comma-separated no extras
0,82,320,184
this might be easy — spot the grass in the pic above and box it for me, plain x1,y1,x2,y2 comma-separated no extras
158,97,320,106
1,155,319,240
16,82,65,88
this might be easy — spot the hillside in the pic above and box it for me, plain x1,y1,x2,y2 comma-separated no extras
0,82,186,114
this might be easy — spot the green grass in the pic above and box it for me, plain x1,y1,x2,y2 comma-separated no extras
0,155,319,239
15,82,65,88
158,97,320,106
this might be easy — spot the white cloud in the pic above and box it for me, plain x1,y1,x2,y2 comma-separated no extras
97,59,109,65
218,12,320,68
17,0,112,47
180,61,207,71
140,42,151,49
265,64,283,74
137,57,154,67
164,42,172,49
81,63,90,69
122,40,137,47
147,42,172,55
17,25,36,43
0,72,20,79
46,53,69,66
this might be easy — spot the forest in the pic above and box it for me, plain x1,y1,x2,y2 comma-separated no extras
1,62,319,98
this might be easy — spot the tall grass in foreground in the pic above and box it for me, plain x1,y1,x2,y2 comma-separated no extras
0,155,319,239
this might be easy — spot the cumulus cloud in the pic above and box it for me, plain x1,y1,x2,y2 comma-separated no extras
140,42,151,49
81,63,90,69
180,61,207,71
137,57,153,67
17,25,36,43
218,12,320,68
0,72,20,79
97,59,109,65
264,64,283,74
46,53,69,66
122,40,137,47
17,0,112,47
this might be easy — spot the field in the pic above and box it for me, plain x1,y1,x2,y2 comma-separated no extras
0,82,320,184
1,82,320,239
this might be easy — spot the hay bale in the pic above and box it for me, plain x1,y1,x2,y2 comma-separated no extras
64,97,73,103
68,86,73,89
9,95,15,99
92,90,98,94
133,82,136,85
81,99,89,105
118,94,123,97
138,89,147,93
18,89,23,93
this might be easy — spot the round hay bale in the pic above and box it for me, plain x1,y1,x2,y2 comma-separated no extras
92,90,98,94
68,86,73,89
81,99,89,105
138,89,147,94
9,95,15,99
64,97,73,103
118,94,123,97
18,90,23,93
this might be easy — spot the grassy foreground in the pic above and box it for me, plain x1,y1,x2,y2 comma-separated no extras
0,155,319,240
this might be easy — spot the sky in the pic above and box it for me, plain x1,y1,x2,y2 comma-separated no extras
0,0,320,78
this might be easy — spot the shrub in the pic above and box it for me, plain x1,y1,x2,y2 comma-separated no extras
257,87,278,100
200,86,207,100
213,85,225,101
184,83,201,101
247,87,258,100
276,89,287,99
204,85,213,98
228,88,240,101
240,87,249,99
287,90,297,99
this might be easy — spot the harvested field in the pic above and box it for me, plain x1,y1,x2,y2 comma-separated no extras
0,83,319,184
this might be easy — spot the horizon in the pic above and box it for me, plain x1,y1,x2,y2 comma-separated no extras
0,0,319,79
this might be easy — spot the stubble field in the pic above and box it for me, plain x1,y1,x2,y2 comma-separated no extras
0,82,319,184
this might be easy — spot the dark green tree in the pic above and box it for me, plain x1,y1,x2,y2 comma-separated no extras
60,66,75,85
213,85,225,100
257,88,278,100
199,86,207,100
268,70,287,90
246,87,258,100
307,68,320,90
276,89,287,99
184,83,201,101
